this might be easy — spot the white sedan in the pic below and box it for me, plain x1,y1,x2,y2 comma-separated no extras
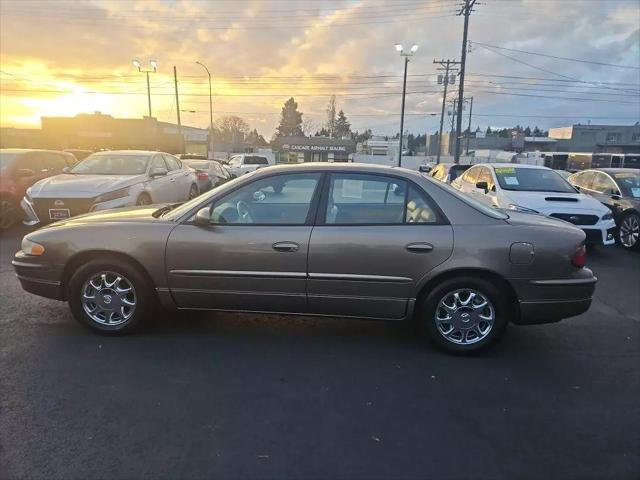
451,163,616,245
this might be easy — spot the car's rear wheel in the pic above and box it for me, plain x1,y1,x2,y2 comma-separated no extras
618,213,640,250
418,277,508,353
0,198,17,229
136,193,152,206
188,184,199,200
68,258,154,334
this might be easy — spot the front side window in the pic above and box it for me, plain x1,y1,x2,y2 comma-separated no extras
210,173,321,225
325,173,439,225
493,167,575,193
43,153,68,171
150,155,167,172
461,167,480,185
71,154,150,175
164,155,181,171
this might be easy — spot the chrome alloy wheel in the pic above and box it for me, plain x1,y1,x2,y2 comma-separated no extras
81,272,137,326
435,289,495,345
619,215,639,248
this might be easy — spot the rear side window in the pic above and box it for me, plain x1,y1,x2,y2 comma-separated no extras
449,165,469,181
246,156,268,165
325,173,440,225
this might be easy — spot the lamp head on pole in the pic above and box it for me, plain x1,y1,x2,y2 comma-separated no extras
132,59,141,70
150,60,158,71
395,44,403,53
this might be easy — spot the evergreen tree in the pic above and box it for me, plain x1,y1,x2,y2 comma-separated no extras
246,128,267,147
275,97,304,137
486,126,493,135
524,126,532,136
334,110,351,138
325,96,337,138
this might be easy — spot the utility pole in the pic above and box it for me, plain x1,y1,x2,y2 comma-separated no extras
433,59,460,164
465,95,474,155
449,98,457,156
454,0,477,163
173,66,183,154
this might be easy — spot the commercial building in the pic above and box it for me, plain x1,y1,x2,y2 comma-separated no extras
38,112,209,154
271,136,356,163
548,124,640,154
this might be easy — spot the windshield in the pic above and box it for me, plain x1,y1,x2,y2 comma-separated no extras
71,154,150,175
613,171,640,198
494,166,575,193
429,178,508,220
0,153,20,171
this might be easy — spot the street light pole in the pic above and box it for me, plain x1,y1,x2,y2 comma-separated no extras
395,44,418,168
196,61,214,159
132,59,157,118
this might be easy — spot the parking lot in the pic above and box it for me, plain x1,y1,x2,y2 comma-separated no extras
1,224,639,479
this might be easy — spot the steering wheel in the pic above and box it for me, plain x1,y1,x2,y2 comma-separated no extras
236,201,253,223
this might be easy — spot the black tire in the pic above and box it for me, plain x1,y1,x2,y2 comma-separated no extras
0,198,17,230
67,258,154,334
188,184,199,200
617,212,640,251
136,193,152,206
416,276,509,354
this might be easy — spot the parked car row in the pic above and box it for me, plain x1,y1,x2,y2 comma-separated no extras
426,159,639,250
12,150,200,227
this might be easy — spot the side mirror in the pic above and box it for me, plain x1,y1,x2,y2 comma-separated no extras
195,207,211,226
15,168,36,177
475,181,489,192
150,167,168,177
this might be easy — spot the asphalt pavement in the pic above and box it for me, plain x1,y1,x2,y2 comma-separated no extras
1,225,639,480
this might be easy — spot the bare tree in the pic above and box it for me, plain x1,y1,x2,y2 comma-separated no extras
325,95,336,138
215,115,249,144
302,117,318,137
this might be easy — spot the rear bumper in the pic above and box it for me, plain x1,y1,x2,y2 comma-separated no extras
512,269,597,325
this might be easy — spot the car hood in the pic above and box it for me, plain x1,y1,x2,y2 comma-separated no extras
503,190,608,215
41,204,172,229
29,173,145,197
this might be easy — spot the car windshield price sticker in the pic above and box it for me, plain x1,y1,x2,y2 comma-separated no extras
631,187,640,198
495,167,515,174
504,176,520,186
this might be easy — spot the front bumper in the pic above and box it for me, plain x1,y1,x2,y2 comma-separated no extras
20,194,136,225
512,269,597,325
12,250,64,300
581,219,616,246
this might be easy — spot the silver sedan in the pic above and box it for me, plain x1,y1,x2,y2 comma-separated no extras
13,163,596,353
21,150,199,225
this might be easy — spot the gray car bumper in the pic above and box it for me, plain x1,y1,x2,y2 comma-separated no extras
511,269,597,325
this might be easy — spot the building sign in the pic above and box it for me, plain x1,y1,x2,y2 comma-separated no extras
281,143,349,153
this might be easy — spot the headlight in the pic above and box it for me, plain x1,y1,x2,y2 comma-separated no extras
21,237,45,256
601,211,614,221
94,187,130,204
507,203,539,214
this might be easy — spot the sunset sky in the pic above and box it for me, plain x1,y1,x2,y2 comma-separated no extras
1,0,638,138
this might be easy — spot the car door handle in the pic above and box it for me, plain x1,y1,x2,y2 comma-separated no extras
406,242,433,253
272,242,300,252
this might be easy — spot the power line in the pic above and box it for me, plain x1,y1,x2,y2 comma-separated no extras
471,41,640,70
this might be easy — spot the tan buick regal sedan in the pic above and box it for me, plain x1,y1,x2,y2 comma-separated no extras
13,163,596,353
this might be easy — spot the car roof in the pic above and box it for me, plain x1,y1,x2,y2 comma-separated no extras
477,162,548,170
91,150,162,156
253,162,423,178
595,168,640,174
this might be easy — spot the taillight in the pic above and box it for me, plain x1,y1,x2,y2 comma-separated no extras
571,244,587,268
197,172,209,180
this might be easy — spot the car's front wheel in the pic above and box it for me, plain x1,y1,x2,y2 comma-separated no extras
68,258,154,334
418,277,508,353
618,213,640,250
